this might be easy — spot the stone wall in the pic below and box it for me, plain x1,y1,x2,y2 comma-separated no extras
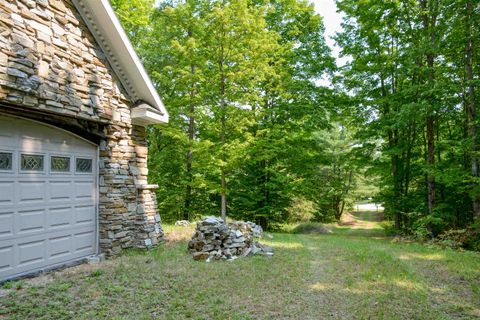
0,0,164,256
0,0,127,123
135,185,163,248
132,126,163,248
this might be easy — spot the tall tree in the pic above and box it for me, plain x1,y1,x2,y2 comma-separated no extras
110,0,155,48
463,0,480,220
336,0,479,235
420,0,439,214
202,0,279,220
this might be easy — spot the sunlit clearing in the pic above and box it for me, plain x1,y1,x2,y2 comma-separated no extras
268,242,304,249
310,282,328,291
398,253,445,261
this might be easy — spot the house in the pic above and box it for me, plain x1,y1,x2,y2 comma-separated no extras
0,0,169,281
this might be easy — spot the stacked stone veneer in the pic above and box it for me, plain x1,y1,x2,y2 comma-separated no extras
0,0,164,255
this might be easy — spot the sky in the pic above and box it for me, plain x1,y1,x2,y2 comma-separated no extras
311,0,348,67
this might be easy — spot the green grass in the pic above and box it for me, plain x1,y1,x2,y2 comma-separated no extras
1,215,479,319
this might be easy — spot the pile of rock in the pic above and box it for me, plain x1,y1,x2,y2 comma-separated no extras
175,220,190,227
188,217,273,261
229,220,263,238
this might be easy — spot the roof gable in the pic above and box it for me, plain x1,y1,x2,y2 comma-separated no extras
72,0,168,124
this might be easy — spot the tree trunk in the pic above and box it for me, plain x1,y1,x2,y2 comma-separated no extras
220,95,227,221
339,170,353,218
380,71,402,230
219,44,227,221
465,0,479,220
426,116,436,214
184,63,196,221
404,122,416,197
422,0,437,215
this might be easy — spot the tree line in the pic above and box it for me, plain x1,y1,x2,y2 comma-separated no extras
111,0,480,241
111,0,357,228
335,0,480,238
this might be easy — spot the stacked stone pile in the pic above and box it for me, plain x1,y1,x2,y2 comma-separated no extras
188,217,273,261
229,220,263,238
175,220,190,227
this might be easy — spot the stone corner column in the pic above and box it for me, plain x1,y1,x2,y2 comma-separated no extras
134,184,164,248
130,125,164,249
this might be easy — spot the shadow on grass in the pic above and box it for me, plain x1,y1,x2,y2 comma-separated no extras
287,222,386,238
349,210,385,222
328,225,386,238
290,222,333,235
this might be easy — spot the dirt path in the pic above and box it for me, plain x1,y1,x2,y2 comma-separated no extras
340,210,384,230
325,210,387,238
300,211,480,319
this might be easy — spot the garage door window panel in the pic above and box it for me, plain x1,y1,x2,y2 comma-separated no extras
20,154,44,172
76,158,93,173
0,152,13,171
51,156,71,173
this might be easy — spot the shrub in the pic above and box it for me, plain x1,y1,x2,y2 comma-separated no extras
432,223,480,252
286,197,317,223
411,215,446,240
432,229,466,250
291,222,332,234
380,220,397,236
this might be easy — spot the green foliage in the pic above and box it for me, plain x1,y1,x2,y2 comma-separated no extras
109,0,155,47
432,223,480,252
336,0,480,236
285,197,317,223
89,269,104,278
354,175,380,200
311,126,356,222
2,280,25,290
380,220,397,237
113,0,343,228
411,215,446,240
289,222,332,234
433,229,467,250
111,0,480,243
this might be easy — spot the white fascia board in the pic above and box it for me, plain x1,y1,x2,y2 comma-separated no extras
131,104,166,126
72,0,169,124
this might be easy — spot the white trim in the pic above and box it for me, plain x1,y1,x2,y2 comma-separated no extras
131,104,167,126
95,147,99,256
72,0,169,124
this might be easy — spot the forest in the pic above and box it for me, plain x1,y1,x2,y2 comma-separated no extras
3,1,480,318
110,0,480,245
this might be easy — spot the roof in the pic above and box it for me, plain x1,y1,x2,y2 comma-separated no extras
71,0,169,124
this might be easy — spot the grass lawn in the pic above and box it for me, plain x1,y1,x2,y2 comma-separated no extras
1,212,479,319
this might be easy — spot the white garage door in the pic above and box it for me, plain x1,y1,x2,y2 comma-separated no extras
0,115,98,281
